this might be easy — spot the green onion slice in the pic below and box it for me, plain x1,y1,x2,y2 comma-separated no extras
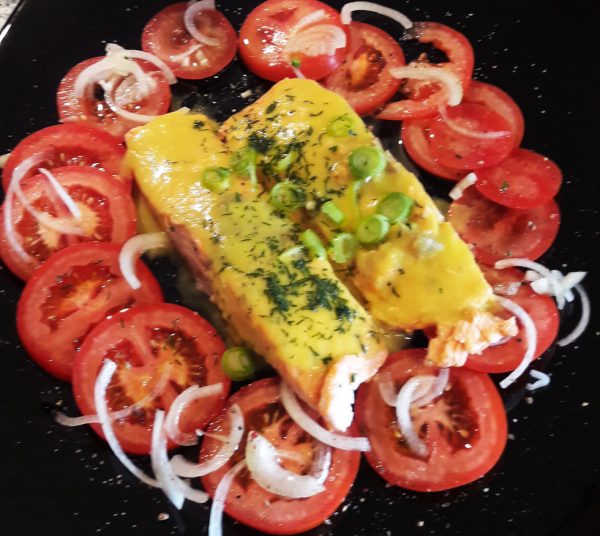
326,115,358,137
274,150,297,172
221,347,256,381
356,214,390,246
376,192,414,224
300,229,326,259
321,200,345,226
201,166,231,191
231,147,258,185
270,181,306,211
329,233,358,263
349,146,386,180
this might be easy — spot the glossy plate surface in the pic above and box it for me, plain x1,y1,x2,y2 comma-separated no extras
0,1,599,535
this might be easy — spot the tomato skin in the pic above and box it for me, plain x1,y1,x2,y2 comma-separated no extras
475,149,562,209
239,0,346,82
142,2,237,80
16,243,163,381
448,188,561,265
56,57,171,141
465,268,560,373
427,103,515,170
377,22,474,121
2,123,126,192
401,119,465,181
463,80,525,147
321,22,405,116
201,378,360,534
73,303,229,455
0,166,137,280
356,349,507,492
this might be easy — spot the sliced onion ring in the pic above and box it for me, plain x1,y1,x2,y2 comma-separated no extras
280,382,370,452
110,45,177,84
99,80,160,124
496,295,537,389
341,1,413,29
170,404,244,478
413,367,450,407
208,460,246,536
526,369,551,391
295,9,327,30
184,0,220,47
377,371,397,406
439,105,512,140
287,24,347,57
164,383,224,446
449,172,478,201
38,168,82,220
245,432,328,498
557,284,590,347
119,232,170,290
94,360,158,488
389,65,463,107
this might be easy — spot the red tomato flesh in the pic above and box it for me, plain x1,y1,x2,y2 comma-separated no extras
72,303,229,454
201,378,360,535
463,80,525,147
239,0,346,82
0,166,136,280
321,22,405,116
356,349,507,492
16,242,163,381
427,103,515,170
2,123,125,192
448,187,561,265
142,2,237,80
465,267,560,373
377,22,474,121
57,57,171,141
475,149,562,209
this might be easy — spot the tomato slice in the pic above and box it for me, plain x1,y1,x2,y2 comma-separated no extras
16,242,163,381
72,303,229,455
448,188,561,265
427,103,515,170
401,119,464,181
475,149,562,209
463,80,525,147
465,267,560,373
0,166,137,280
142,2,237,80
377,22,474,121
2,123,125,191
201,378,360,535
356,349,507,492
56,57,171,140
321,22,405,116
239,0,347,82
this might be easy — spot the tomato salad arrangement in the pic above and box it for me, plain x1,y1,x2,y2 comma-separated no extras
0,1,591,535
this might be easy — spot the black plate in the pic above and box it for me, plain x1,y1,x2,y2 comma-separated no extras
1,1,599,535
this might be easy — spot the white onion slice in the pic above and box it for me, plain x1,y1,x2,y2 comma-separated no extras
287,24,347,57
389,65,463,106
395,375,434,458
170,43,206,64
340,1,413,29
377,371,397,406
526,370,551,391
280,382,370,452
112,47,177,84
94,360,158,488
56,364,173,427
3,153,50,263
99,80,160,124
245,432,327,498
38,168,82,220
557,284,590,347
165,383,223,446
170,404,244,478
295,9,327,30
119,232,170,290
496,296,537,389
495,258,565,310
184,0,220,47
208,460,246,536
151,410,209,509
439,105,511,140
449,172,478,201
292,66,306,79
413,367,450,407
